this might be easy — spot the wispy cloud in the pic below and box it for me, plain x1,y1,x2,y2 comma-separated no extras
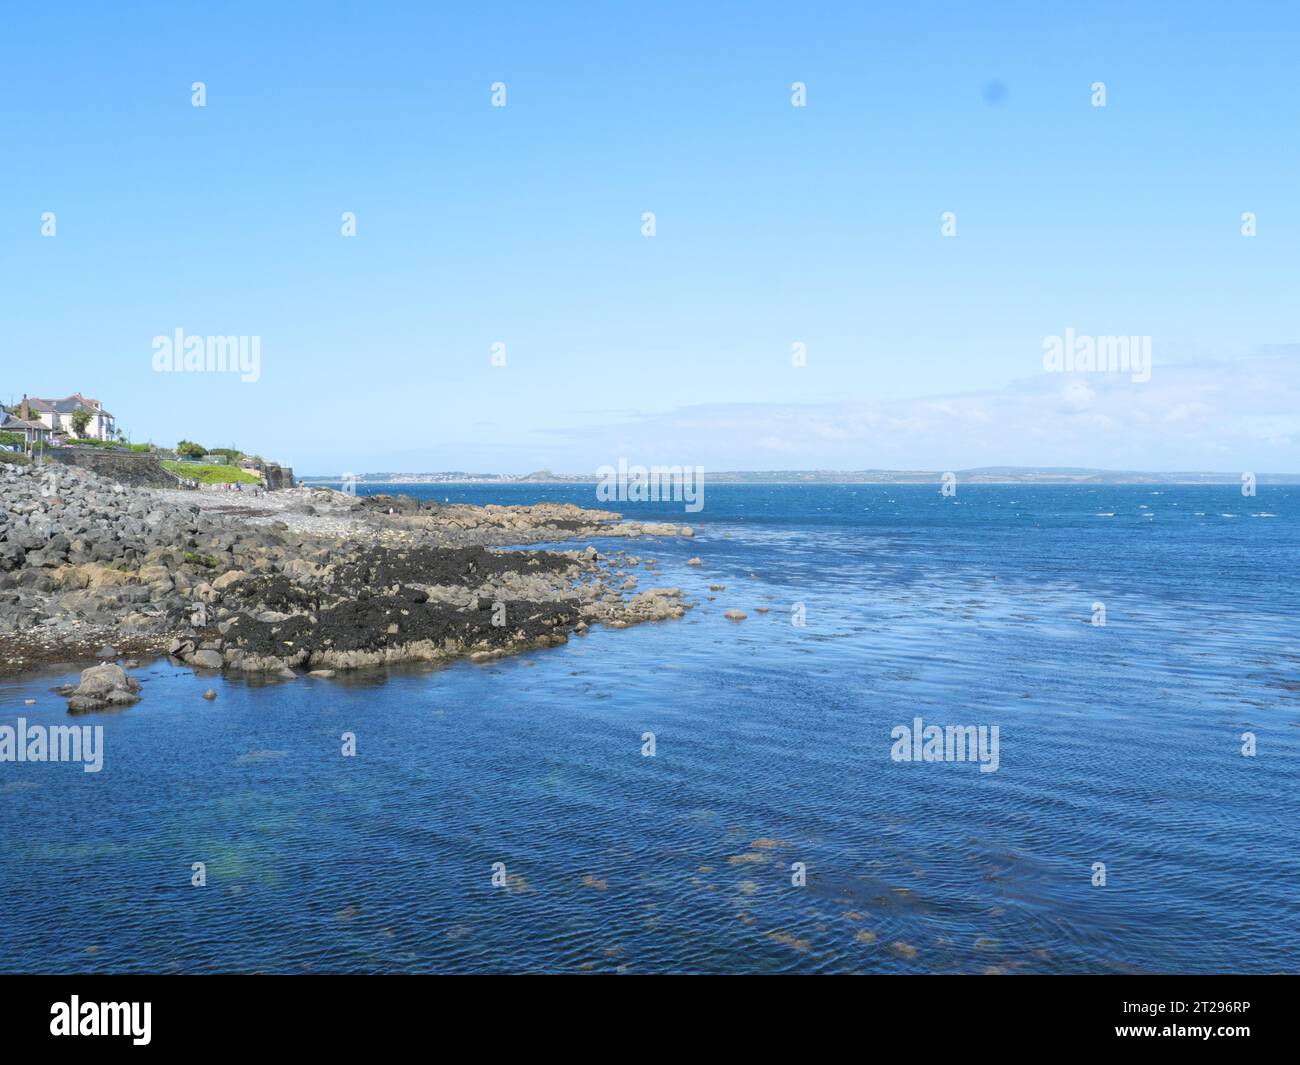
545,348,1300,472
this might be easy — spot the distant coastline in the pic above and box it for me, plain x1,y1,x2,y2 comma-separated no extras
298,467,1300,487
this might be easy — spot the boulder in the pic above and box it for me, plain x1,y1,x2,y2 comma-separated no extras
66,662,141,713
168,636,196,658
137,563,172,585
281,559,325,582
211,570,247,592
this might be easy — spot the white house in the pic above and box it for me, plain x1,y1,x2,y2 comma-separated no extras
22,394,117,441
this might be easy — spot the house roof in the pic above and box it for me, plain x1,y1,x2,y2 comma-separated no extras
26,394,114,418
0,412,48,432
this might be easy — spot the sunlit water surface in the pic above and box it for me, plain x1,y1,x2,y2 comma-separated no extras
2,484,1297,973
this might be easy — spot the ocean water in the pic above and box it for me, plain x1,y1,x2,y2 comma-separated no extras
2,483,1297,974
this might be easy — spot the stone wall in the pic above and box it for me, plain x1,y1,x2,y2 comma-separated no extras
264,463,295,490
37,447,181,488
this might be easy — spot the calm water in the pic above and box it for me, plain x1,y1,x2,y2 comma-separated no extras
2,483,1298,973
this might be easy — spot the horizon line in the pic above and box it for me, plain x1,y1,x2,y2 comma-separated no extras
295,466,1300,483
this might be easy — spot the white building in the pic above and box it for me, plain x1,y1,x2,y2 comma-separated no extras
22,394,117,441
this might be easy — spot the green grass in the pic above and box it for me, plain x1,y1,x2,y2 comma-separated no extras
69,438,152,452
162,460,261,485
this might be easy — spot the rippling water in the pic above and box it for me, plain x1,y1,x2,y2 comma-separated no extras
2,484,1297,973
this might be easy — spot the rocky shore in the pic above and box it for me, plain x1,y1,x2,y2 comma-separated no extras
0,464,696,700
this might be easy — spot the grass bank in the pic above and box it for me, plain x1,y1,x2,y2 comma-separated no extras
162,461,261,485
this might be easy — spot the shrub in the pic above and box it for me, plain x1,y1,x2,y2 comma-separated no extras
204,447,246,462
68,438,150,452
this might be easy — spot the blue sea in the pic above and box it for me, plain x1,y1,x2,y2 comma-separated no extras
2,483,1297,973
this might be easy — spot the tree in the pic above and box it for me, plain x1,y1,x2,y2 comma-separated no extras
70,408,92,436
214,447,245,460
0,431,23,451
177,440,207,459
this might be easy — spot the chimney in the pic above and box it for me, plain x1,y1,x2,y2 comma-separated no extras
20,394,29,420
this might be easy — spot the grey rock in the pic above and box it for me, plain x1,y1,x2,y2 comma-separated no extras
66,662,141,713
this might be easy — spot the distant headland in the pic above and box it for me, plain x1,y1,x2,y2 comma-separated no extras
298,467,1300,486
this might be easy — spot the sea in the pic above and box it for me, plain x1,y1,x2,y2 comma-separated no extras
1,483,1297,973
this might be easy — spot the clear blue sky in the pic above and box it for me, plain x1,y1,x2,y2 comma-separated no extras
2,1,1297,474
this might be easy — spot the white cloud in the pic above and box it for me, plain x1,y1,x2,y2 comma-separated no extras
547,348,1300,472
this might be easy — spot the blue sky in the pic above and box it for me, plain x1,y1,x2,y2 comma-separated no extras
2,1,1297,474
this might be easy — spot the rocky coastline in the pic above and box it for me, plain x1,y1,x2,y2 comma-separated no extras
0,464,696,705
